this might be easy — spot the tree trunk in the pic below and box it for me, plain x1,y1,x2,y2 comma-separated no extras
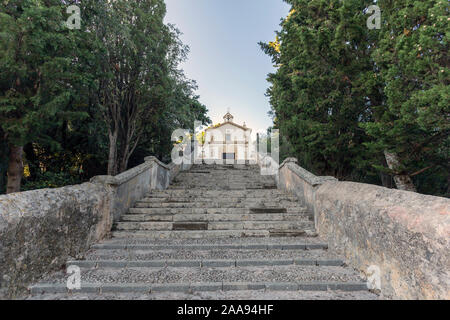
6,145,24,194
107,130,118,176
118,137,130,174
118,133,141,174
380,172,394,189
379,156,394,188
119,152,129,174
384,150,417,192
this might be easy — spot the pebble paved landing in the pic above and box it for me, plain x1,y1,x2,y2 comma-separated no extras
26,164,378,300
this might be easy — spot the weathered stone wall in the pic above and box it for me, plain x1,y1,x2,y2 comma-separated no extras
91,162,153,222
277,157,450,299
0,156,187,298
278,158,336,228
0,183,113,298
91,156,188,222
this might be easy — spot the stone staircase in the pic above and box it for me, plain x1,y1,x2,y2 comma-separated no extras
113,164,316,239
27,164,377,299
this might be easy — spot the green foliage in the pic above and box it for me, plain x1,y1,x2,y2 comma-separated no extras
261,0,449,195
364,0,449,195
0,129,7,194
0,0,210,193
22,170,82,191
0,0,85,146
260,0,382,181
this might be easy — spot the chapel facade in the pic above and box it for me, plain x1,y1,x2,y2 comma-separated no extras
198,112,255,164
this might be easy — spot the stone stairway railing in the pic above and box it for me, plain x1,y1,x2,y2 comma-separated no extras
1,152,448,300
28,164,373,299
90,156,186,222
260,156,449,300
0,156,189,298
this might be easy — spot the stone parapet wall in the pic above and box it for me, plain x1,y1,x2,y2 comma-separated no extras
91,156,188,222
0,183,112,298
277,158,450,299
91,161,153,222
0,156,185,298
278,158,336,227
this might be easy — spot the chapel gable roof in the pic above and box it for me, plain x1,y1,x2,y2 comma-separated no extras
205,121,250,131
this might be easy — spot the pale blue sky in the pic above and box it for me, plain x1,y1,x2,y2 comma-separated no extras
164,0,290,133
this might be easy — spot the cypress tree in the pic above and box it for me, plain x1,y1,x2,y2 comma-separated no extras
260,0,382,180
0,0,84,193
364,0,449,193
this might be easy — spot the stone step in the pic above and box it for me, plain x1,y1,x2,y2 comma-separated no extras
120,213,312,222
30,264,366,289
30,281,368,295
144,193,297,197
170,182,277,187
134,201,303,208
145,191,298,201
84,248,333,261
172,179,267,182
167,185,278,190
147,190,290,196
24,164,378,300
114,221,314,231
143,197,296,202
91,242,328,250
111,230,317,239
139,195,301,205
67,258,345,268
179,172,265,175
176,173,262,176
176,176,272,179
172,178,273,181
128,207,307,214
167,184,247,192
190,173,263,176
169,179,270,182
148,188,286,193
